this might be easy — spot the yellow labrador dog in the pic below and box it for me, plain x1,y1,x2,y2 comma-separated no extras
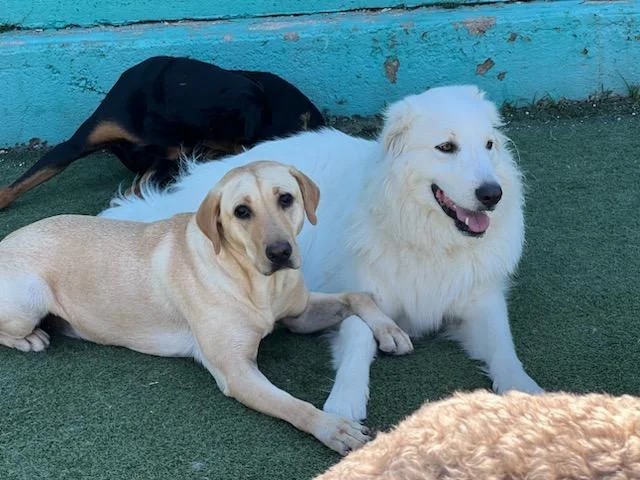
0,160,412,454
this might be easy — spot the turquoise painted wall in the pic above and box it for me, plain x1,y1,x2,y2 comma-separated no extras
1,0,639,147
2,0,507,28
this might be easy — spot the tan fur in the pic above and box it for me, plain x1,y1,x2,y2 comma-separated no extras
316,390,640,479
165,146,185,160
87,120,143,146
0,160,413,455
195,190,222,254
0,167,60,209
289,167,320,225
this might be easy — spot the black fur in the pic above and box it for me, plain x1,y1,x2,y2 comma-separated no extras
0,56,325,209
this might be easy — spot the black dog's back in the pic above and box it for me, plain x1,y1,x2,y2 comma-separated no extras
238,70,325,139
102,56,268,147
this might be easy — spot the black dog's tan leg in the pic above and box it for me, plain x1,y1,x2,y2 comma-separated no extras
192,322,371,455
282,292,413,355
0,116,143,210
0,138,91,210
0,114,104,209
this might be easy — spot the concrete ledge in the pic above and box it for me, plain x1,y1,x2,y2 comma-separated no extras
1,0,639,146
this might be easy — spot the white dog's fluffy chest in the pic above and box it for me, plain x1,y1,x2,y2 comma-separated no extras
345,218,512,336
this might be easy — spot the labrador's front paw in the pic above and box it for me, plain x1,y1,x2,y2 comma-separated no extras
374,323,413,356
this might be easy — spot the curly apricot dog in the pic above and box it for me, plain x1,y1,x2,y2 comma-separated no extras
316,390,640,479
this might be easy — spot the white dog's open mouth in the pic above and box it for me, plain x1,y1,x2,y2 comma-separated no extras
431,184,490,237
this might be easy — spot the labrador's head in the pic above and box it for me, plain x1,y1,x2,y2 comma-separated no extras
196,161,320,275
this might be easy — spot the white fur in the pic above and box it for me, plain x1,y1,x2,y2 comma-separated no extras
100,85,542,420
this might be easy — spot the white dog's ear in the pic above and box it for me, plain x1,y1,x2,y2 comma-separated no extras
289,167,320,225
381,100,416,157
196,190,223,254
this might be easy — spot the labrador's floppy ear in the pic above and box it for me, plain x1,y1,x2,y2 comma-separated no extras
195,190,223,254
289,167,320,225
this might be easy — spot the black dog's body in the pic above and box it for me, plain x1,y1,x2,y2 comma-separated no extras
0,56,325,209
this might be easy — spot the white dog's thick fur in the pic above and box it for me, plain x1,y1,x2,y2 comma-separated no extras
101,85,542,420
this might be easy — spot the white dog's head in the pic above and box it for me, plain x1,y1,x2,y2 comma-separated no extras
380,85,520,238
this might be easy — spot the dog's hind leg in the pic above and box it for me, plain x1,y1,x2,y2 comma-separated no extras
0,113,104,210
0,115,142,209
0,139,87,209
0,273,53,352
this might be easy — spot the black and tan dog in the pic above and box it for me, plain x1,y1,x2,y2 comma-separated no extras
0,56,325,209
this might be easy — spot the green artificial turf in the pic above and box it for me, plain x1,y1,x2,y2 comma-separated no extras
1,103,639,479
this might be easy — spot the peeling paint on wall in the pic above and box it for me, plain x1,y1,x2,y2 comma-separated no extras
458,16,496,35
497,71,506,81
401,21,414,33
283,31,299,41
476,58,495,75
384,56,400,83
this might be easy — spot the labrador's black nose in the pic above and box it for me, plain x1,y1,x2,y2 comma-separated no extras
266,241,292,265
475,182,502,209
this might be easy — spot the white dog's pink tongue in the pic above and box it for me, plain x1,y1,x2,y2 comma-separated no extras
455,206,490,233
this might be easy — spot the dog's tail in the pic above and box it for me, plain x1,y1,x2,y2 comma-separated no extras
323,316,377,422
99,152,205,222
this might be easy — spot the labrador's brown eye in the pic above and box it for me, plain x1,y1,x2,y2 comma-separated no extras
279,193,294,209
435,142,457,154
234,205,252,219
486,140,494,150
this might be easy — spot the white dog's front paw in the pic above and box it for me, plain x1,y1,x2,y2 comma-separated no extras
314,413,372,455
493,370,544,394
374,324,413,356
323,384,369,422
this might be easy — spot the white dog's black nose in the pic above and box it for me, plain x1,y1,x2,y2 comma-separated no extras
475,182,502,209
266,241,292,265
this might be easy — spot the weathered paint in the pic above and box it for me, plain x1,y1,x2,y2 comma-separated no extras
1,0,639,146
2,0,505,29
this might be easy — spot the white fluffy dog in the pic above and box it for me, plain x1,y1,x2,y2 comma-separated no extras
100,85,542,421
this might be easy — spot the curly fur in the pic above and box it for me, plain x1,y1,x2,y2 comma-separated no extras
316,390,640,480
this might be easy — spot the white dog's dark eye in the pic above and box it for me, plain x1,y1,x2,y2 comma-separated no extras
279,193,294,208
435,142,457,153
486,140,494,150
234,205,252,219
